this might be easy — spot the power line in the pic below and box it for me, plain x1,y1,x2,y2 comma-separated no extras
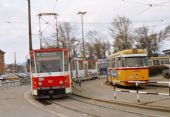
122,0,170,7
1,19,169,25
155,0,170,6
132,7,152,18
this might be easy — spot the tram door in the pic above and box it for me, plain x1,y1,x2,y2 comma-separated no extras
84,61,88,77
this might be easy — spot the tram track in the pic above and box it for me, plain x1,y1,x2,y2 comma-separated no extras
69,95,161,117
48,99,99,117
28,79,170,117
39,94,169,117
145,83,169,88
72,94,170,117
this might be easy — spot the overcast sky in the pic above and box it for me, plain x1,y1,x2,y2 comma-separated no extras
0,0,170,64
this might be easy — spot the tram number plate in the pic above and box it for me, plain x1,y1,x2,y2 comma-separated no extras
48,80,53,83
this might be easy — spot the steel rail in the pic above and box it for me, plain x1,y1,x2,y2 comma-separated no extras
46,95,165,117
72,92,170,113
47,100,99,117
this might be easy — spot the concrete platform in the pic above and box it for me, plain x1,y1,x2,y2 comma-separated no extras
73,76,170,112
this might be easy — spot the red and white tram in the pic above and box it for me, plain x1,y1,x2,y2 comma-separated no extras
30,48,72,98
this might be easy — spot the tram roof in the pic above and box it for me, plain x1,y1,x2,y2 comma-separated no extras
107,49,146,59
30,48,69,53
149,56,169,60
163,49,170,54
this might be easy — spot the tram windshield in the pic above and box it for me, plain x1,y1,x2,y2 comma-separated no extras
122,57,148,67
35,51,63,73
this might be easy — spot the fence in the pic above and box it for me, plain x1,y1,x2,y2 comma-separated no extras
112,81,170,102
0,78,30,89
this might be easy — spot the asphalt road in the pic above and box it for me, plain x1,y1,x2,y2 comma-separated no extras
1,77,170,117
0,85,57,117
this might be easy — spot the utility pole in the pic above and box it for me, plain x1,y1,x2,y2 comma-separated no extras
27,0,32,51
77,11,87,58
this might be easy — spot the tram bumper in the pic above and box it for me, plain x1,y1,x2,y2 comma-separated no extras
36,87,67,98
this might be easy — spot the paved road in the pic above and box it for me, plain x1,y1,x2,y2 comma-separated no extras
0,85,57,117
1,76,170,117
73,78,170,116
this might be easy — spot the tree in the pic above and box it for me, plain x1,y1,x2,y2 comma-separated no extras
86,31,111,59
109,16,133,52
51,22,79,57
134,26,170,57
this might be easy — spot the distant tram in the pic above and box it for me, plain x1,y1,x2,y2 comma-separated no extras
148,56,169,66
71,58,98,81
107,49,149,86
30,48,72,98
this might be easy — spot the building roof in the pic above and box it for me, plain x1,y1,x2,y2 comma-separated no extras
163,49,170,54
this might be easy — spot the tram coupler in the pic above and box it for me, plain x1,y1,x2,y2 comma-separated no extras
49,90,54,97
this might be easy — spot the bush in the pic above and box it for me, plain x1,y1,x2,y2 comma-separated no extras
149,65,169,76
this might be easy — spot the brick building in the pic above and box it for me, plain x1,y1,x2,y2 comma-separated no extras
0,49,5,74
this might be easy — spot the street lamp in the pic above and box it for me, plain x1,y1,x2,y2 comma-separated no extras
77,11,87,58
27,0,32,51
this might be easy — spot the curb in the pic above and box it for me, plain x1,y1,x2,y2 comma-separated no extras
72,93,170,112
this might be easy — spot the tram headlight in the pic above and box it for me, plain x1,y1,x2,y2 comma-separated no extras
129,76,133,79
59,80,64,85
136,75,139,78
38,82,42,86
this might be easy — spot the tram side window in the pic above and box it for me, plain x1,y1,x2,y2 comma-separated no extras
79,61,83,70
116,57,121,67
88,61,96,69
64,56,69,71
165,59,169,64
112,58,116,68
153,60,160,66
161,60,165,65
30,58,35,73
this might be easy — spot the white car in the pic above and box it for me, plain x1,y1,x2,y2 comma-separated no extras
0,75,7,80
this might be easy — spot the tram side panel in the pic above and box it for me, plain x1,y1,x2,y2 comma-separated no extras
109,68,149,86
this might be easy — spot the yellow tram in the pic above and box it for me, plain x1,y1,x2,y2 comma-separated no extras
107,49,149,86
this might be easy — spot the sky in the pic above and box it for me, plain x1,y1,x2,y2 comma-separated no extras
0,0,170,64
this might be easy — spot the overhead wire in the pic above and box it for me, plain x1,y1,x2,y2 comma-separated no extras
122,0,170,32
1,19,169,25
40,17,56,32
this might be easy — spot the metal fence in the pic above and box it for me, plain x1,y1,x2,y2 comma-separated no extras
112,81,170,102
0,78,30,89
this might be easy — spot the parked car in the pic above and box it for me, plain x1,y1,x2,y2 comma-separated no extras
0,75,7,81
16,73,29,78
6,74,19,80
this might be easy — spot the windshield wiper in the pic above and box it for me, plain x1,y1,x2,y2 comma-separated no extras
42,64,51,75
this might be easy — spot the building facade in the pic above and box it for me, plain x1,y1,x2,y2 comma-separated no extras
0,50,5,74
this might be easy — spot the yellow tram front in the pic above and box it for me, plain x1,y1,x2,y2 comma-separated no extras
107,49,149,86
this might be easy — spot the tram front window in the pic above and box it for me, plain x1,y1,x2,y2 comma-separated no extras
123,57,148,67
35,52,63,73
